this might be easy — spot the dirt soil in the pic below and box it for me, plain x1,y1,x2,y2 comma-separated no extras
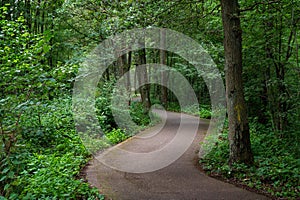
84,110,270,200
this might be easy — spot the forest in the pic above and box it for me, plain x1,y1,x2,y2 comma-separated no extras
0,0,299,199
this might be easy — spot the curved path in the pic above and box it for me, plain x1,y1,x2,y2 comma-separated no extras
85,110,269,200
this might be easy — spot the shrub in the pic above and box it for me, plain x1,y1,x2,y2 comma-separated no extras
199,105,212,119
0,97,103,199
105,129,128,144
130,102,151,127
95,81,117,133
199,121,300,199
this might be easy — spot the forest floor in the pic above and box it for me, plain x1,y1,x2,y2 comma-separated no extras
83,110,270,200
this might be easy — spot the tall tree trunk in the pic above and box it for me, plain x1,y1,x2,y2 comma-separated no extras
160,28,168,107
126,51,132,106
25,0,32,31
120,54,127,77
220,0,253,165
137,48,151,110
127,51,132,93
105,68,110,81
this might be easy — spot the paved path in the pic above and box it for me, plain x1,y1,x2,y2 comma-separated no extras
85,110,269,200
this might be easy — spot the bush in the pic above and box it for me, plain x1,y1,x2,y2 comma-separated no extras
130,102,151,127
105,129,128,144
199,105,212,119
0,96,103,199
199,121,300,199
167,102,212,119
95,81,117,133
167,102,181,112
95,81,154,134
17,152,103,199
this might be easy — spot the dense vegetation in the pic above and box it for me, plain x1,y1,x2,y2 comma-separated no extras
1,0,299,199
200,120,299,198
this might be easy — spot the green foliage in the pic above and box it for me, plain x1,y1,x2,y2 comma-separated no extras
241,0,300,132
18,152,101,199
95,80,154,134
167,102,181,112
1,0,299,199
199,132,229,174
78,133,110,155
95,81,117,132
51,62,80,91
166,103,212,119
0,96,104,199
198,107,212,119
0,8,83,198
0,8,54,98
200,121,300,199
105,129,128,145
0,5,64,161
130,102,151,127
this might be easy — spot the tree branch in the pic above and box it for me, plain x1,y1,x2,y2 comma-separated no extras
154,0,208,20
285,16,300,62
240,0,280,12
65,21,102,42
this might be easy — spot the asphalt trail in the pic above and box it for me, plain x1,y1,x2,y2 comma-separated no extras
85,110,269,200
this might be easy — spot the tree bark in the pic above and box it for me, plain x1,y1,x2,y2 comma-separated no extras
127,51,132,93
126,51,132,106
220,0,253,165
160,28,168,107
137,48,151,110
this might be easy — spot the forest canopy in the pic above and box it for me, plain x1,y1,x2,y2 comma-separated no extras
0,0,299,199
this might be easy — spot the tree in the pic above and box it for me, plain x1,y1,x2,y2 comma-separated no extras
160,28,168,107
136,48,151,110
240,0,300,133
220,0,253,164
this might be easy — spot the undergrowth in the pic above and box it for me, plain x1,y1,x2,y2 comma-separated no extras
0,96,104,199
199,120,300,199
0,90,157,199
167,102,212,119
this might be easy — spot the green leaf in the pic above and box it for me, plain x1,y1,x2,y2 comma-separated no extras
43,45,51,54
0,175,7,182
2,167,9,174
4,184,10,191
7,171,14,179
0,196,8,200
